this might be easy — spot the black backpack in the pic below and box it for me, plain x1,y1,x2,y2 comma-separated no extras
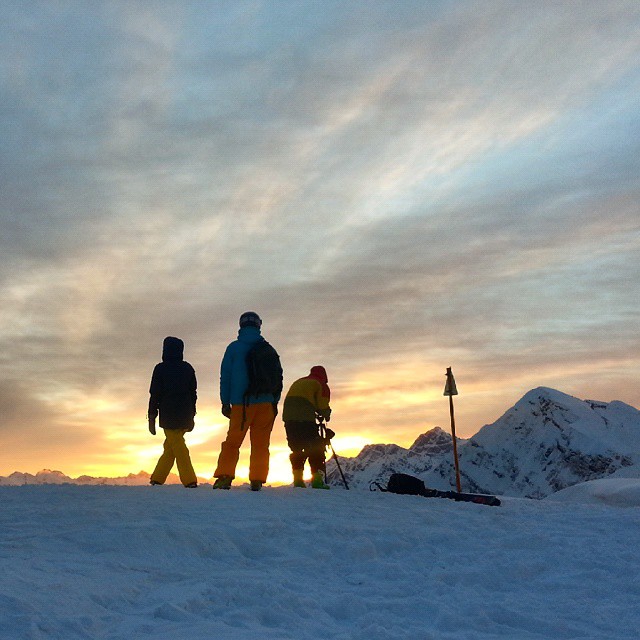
386,473,430,496
244,340,283,400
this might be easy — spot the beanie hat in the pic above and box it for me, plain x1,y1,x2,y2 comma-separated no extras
239,311,262,329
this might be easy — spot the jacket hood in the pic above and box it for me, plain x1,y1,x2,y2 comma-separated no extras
162,336,184,361
307,366,330,400
308,366,328,384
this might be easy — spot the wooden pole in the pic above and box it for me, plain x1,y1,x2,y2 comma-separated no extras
446,367,462,493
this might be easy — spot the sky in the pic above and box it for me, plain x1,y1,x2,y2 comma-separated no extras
1,0,639,482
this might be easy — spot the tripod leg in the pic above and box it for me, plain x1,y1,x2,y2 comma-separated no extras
330,445,349,490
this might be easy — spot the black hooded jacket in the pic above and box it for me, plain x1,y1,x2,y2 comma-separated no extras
148,337,197,430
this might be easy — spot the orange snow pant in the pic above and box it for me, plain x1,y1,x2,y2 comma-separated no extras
151,429,198,487
214,403,275,483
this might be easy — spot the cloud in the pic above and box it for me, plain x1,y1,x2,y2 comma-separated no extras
0,379,103,471
0,1,639,473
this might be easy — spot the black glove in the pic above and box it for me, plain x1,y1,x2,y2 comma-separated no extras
221,404,232,418
325,427,335,441
148,416,156,436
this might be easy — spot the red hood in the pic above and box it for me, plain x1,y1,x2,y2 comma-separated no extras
308,365,328,384
307,366,330,399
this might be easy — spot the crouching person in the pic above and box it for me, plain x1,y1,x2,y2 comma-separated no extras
283,366,332,489
148,336,198,488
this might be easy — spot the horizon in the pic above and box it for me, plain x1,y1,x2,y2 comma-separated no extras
3,384,638,484
1,1,639,481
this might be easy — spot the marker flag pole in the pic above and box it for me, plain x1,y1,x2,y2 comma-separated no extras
444,367,462,493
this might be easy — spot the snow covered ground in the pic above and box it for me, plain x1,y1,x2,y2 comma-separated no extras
2,484,639,640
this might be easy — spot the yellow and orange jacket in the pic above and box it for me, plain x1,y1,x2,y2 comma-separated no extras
282,366,331,423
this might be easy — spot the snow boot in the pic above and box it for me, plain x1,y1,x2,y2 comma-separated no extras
311,471,330,490
292,469,306,488
150,480,162,486
212,476,232,490
185,482,198,488
250,480,262,492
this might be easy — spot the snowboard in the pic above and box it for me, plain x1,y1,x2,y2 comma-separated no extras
421,487,501,507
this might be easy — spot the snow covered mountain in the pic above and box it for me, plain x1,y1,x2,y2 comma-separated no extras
327,387,640,498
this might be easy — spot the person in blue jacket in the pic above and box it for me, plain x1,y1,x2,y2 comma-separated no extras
212,312,281,491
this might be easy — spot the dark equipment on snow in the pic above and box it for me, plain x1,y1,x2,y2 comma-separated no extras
371,472,500,507
318,418,349,490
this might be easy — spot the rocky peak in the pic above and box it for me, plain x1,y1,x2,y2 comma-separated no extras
356,443,409,464
409,427,453,455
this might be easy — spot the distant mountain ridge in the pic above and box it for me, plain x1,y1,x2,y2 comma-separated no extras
326,387,640,498
0,469,180,486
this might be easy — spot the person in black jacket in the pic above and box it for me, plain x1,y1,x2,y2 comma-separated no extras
148,336,198,487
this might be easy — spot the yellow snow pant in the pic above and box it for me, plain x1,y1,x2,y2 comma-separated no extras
151,429,197,487
214,403,275,483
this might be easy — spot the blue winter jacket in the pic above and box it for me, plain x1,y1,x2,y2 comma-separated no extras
220,326,281,406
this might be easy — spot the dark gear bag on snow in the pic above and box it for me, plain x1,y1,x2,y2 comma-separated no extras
244,340,283,400
372,472,501,507
386,473,429,496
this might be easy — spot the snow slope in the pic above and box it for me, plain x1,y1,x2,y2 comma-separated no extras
1,485,639,640
546,464,640,507
545,476,640,508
